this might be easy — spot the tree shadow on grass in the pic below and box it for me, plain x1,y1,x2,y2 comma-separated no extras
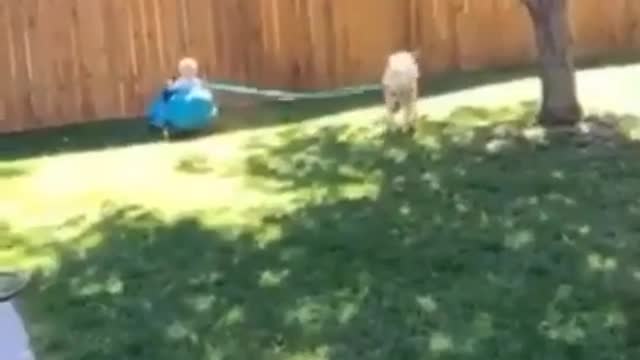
15,104,640,359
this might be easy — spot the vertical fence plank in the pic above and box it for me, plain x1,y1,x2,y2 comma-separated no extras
49,0,80,124
26,0,56,125
158,0,181,78
416,0,458,74
183,0,215,78
629,0,640,48
101,0,129,117
6,0,33,131
0,0,11,129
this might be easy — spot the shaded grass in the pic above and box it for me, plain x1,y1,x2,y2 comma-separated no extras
4,100,640,359
175,153,215,175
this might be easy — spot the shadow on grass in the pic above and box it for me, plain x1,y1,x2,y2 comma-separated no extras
0,165,29,178
0,118,162,161
12,101,640,359
3,52,639,162
174,153,215,175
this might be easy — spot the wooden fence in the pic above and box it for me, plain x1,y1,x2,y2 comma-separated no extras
1,0,640,133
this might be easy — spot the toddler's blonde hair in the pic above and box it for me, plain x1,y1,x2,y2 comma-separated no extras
178,57,199,76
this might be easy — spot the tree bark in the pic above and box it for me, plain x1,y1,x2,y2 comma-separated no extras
524,0,582,126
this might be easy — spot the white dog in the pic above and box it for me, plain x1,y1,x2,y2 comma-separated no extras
381,50,420,131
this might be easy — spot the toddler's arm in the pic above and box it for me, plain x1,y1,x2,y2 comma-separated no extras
171,77,204,90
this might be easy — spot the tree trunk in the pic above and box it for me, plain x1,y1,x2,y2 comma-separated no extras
524,0,582,126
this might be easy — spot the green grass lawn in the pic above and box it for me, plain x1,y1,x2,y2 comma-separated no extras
3,61,640,359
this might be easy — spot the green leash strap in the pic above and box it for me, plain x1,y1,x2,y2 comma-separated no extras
205,81,382,101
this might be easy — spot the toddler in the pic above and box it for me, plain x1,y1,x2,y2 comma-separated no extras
162,57,203,101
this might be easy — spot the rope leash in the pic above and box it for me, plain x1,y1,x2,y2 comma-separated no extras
205,81,382,101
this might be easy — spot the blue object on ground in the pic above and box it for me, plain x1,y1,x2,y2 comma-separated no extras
146,84,219,132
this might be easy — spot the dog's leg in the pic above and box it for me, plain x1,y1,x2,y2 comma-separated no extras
384,87,400,131
401,106,413,132
403,82,418,131
397,92,414,132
